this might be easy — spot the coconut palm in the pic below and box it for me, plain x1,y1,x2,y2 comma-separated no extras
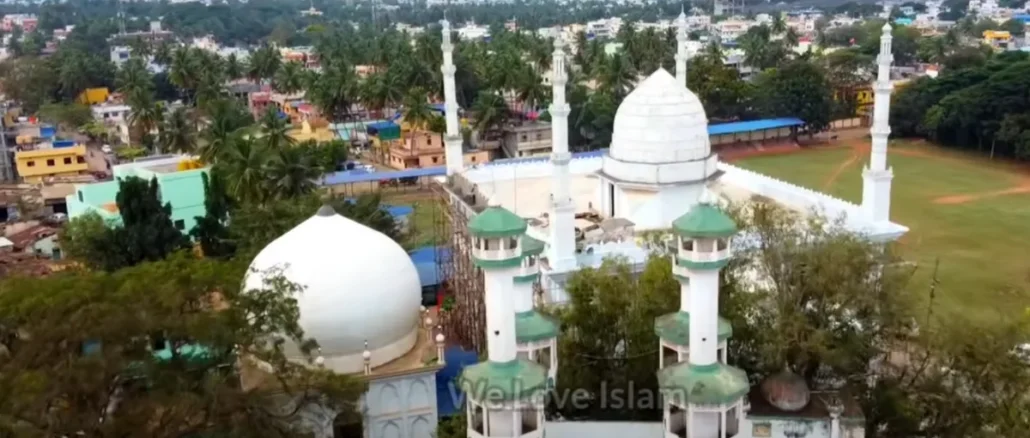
248,45,282,84
515,70,549,113
306,62,359,122
199,99,253,163
258,107,295,151
273,61,306,95
169,47,201,94
360,70,405,119
116,57,153,98
159,106,197,154
596,53,637,102
471,91,510,137
264,146,320,199
402,88,434,129
224,53,245,81
219,138,270,205
771,14,788,35
126,92,165,150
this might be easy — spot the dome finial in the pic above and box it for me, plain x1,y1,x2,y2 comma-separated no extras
316,203,336,217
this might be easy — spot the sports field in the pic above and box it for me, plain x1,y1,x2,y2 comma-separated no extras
734,140,1030,325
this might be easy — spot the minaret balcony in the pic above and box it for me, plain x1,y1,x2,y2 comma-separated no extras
655,312,733,369
513,236,545,281
659,363,749,438
462,360,549,438
515,310,559,385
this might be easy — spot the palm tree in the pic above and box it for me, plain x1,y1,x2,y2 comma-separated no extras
258,107,295,151
159,107,197,154
515,70,549,113
116,57,153,98
169,47,201,95
224,53,245,81
126,92,165,150
219,138,270,205
402,88,434,129
771,14,788,35
199,99,253,163
596,54,637,102
273,61,305,95
264,146,320,199
306,63,359,122
248,45,282,84
360,70,405,119
471,91,510,138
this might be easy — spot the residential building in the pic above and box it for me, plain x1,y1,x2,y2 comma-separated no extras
92,103,132,145
1,14,37,32
15,144,89,183
984,30,1013,48
67,155,209,234
500,122,552,158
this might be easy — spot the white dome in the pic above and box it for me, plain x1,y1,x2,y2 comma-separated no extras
245,205,421,374
609,68,710,164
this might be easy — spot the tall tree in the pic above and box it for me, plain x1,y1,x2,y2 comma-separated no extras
752,60,835,133
0,253,364,437
191,170,236,258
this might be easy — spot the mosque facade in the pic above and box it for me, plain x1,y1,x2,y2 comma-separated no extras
241,11,903,438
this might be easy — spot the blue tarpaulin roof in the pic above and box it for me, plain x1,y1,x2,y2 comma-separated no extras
367,121,399,131
436,346,479,416
1015,14,1030,23
409,246,449,288
707,118,805,136
322,166,446,185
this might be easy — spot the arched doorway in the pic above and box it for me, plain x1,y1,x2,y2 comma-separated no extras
333,414,363,438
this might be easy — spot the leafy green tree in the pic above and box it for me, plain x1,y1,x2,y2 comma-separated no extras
37,102,93,132
273,61,306,95
66,177,191,272
553,255,678,421
1001,18,1026,36
0,253,364,437
752,60,835,133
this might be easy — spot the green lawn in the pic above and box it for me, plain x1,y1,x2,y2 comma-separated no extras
735,141,1030,325
401,198,448,249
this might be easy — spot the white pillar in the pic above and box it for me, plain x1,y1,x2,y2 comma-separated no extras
687,269,720,366
863,23,894,223
513,275,534,314
483,268,518,363
548,37,577,272
675,8,688,86
441,19,463,176
679,277,690,312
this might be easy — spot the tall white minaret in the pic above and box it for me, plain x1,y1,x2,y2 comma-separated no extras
462,200,547,437
862,23,894,223
675,7,688,85
548,37,577,272
441,18,463,176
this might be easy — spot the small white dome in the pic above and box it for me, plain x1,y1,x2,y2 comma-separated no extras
609,69,710,164
245,205,421,373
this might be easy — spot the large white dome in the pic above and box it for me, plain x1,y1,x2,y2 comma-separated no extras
609,68,710,163
244,205,421,374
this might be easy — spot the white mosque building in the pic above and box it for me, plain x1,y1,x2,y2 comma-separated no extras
238,11,905,438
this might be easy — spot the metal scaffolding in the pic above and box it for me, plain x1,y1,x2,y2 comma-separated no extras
433,177,486,354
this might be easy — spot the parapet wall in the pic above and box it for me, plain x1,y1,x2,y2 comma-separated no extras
717,162,863,227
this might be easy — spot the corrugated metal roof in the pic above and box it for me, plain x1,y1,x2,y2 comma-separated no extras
707,118,805,136
322,166,446,185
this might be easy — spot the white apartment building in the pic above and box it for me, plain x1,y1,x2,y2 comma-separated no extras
92,104,132,145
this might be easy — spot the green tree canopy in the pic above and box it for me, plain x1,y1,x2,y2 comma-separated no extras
0,253,364,437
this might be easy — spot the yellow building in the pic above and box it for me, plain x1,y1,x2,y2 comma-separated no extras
76,87,110,105
16,145,89,183
983,30,1012,47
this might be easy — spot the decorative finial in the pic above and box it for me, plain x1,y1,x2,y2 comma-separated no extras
362,341,372,375
881,22,892,33
554,36,566,50
424,316,433,327
314,355,325,367
316,203,336,217
435,333,446,365
679,4,686,18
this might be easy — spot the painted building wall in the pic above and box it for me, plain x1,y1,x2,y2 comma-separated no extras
16,145,88,182
365,372,438,438
66,163,208,234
